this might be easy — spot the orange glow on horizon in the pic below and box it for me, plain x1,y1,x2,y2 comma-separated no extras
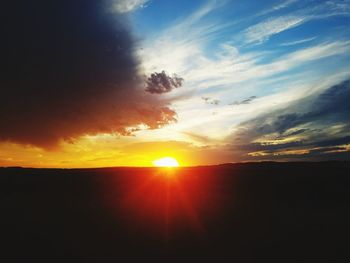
0,136,234,168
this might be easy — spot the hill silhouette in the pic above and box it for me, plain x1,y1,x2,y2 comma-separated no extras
0,162,349,262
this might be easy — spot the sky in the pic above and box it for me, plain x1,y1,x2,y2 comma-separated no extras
0,0,350,167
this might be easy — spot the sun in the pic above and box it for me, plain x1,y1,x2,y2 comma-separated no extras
153,157,180,168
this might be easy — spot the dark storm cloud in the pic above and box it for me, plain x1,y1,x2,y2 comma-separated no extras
256,80,350,135
228,79,350,160
145,71,184,94
0,0,176,148
229,96,257,106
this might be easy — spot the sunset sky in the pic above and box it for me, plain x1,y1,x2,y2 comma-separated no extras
1,0,350,167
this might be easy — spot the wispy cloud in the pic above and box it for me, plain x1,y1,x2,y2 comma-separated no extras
243,0,350,45
110,0,148,13
230,96,257,106
270,0,298,11
324,0,350,15
227,79,350,160
281,36,316,46
137,0,350,148
243,15,307,44
181,41,350,89
258,0,299,16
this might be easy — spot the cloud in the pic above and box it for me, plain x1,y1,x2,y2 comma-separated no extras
110,0,148,13
182,131,213,144
281,37,316,46
243,15,307,44
202,97,221,105
269,0,298,11
243,1,350,45
139,0,350,93
324,0,350,14
258,0,299,16
228,79,350,160
0,0,176,148
229,96,257,106
145,71,184,94
137,0,350,147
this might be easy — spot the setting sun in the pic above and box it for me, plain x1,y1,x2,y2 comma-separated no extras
153,157,180,168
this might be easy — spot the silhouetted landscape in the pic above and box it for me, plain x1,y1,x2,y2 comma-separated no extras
2,1,350,262
1,162,349,262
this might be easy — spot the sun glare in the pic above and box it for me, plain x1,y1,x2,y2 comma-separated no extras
153,157,180,168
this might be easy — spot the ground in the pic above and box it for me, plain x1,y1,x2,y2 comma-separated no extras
0,162,349,262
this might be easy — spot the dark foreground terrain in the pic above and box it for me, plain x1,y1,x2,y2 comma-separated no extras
0,162,349,262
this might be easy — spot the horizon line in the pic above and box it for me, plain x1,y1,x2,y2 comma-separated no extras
1,160,349,170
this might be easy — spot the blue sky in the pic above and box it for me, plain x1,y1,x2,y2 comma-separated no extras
1,0,350,167
128,0,350,161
